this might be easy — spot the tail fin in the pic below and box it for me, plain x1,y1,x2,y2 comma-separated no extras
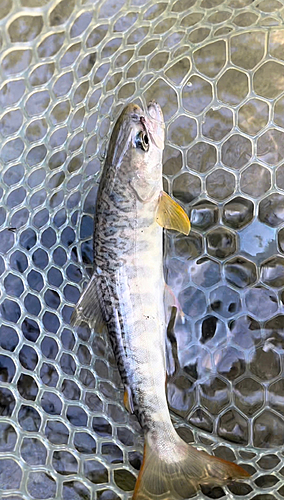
133,439,250,500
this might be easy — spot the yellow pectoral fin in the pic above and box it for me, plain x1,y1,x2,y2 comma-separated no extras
156,191,191,235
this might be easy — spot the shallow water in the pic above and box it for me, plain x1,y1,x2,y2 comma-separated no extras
0,0,284,498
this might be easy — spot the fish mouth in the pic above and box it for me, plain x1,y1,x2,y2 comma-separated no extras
147,100,163,123
113,101,165,154
146,101,165,150
124,101,163,124
126,101,165,150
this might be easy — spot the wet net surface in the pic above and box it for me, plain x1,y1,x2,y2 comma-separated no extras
0,0,284,498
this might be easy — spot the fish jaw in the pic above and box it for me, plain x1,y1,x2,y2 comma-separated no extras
145,101,165,150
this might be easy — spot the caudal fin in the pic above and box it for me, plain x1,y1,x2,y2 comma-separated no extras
133,439,250,500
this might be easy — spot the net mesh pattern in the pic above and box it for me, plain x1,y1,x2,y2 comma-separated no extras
0,0,284,498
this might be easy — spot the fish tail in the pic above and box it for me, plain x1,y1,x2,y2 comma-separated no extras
133,437,250,499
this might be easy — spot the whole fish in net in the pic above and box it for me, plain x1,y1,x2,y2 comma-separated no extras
72,101,250,499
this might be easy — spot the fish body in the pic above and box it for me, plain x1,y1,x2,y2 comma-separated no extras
94,103,169,435
72,102,250,498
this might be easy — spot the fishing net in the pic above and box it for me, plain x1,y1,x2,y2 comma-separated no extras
0,0,284,498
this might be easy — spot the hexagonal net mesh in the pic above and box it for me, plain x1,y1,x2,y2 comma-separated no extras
0,0,284,498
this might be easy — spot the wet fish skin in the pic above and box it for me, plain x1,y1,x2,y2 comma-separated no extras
72,101,250,499
93,102,166,434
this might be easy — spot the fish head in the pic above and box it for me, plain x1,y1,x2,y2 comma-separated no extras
106,101,165,186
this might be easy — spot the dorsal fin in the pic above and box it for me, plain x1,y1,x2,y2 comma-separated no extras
70,272,107,334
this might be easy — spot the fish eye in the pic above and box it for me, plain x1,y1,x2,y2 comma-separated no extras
135,131,149,152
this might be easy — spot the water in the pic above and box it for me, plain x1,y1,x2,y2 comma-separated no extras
0,0,284,498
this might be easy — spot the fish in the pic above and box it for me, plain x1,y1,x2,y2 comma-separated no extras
71,101,250,499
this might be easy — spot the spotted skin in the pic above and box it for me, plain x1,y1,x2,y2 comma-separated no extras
76,102,250,498
93,103,168,436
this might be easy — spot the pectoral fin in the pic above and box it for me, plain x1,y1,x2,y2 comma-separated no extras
156,191,190,235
